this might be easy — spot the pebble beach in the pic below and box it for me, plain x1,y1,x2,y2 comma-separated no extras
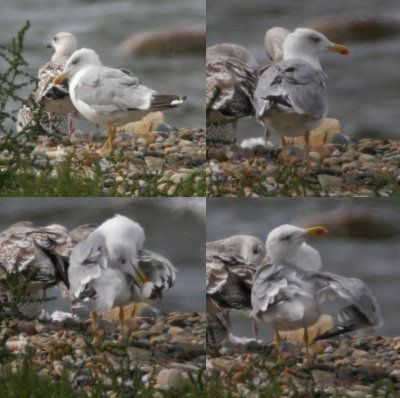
207,334,400,396
2,311,206,395
207,137,400,197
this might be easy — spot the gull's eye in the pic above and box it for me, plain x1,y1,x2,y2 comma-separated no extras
253,246,260,254
119,257,126,264
72,57,79,65
280,235,291,241
310,35,321,43
53,36,58,42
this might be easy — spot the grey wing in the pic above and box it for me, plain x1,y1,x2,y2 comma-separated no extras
74,66,154,114
311,272,383,330
68,234,106,300
254,59,327,120
251,263,289,315
137,249,176,291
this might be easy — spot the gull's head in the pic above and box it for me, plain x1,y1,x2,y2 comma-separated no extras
97,214,145,267
238,235,266,265
264,26,290,60
283,28,349,69
47,32,77,60
266,224,327,271
54,48,102,84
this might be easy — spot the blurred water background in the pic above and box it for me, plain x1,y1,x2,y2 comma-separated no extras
0,197,206,316
0,0,205,131
207,0,400,145
207,198,400,340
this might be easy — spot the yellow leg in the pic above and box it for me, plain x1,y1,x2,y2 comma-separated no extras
280,136,287,164
304,327,311,366
97,124,116,154
275,329,281,363
91,311,98,342
119,306,125,343
305,132,310,170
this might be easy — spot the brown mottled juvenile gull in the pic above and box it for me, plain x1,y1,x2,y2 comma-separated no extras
68,215,176,341
206,44,258,142
54,48,186,153
254,28,349,169
17,32,79,135
206,234,266,343
251,224,382,365
0,221,73,316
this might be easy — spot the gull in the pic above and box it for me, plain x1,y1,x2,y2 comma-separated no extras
251,224,382,365
0,221,73,316
206,234,266,343
68,215,176,342
54,48,186,153
254,28,349,169
17,32,79,135
206,44,258,142
264,27,290,61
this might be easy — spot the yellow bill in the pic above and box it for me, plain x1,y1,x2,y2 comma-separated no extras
53,72,68,85
305,226,328,236
330,43,350,55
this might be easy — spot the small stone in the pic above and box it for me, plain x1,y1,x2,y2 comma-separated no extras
156,368,184,390
318,174,342,190
168,326,185,336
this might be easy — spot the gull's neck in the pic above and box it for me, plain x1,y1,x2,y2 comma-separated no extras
283,43,322,70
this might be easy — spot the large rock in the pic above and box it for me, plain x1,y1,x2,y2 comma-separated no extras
286,118,342,146
308,14,400,43
279,314,335,342
117,111,165,134
119,29,205,55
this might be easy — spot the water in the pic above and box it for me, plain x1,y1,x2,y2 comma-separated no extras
207,0,400,144
207,198,400,339
0,197,206,315
0,0,205,130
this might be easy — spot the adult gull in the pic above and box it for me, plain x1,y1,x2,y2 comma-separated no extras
54,48,186,153
254,28,349,169
68,215,176,341
251,224,382,365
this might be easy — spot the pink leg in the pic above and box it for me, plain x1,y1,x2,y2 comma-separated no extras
253,321,258,341
68,117,73,136
223,311,231,328
263,127,269,146
48,113,53,133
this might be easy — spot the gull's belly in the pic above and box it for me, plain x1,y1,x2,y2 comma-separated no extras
257,301,322,331
262,108,322,137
